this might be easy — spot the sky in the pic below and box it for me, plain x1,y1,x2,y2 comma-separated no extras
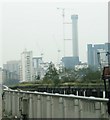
0,0,108,67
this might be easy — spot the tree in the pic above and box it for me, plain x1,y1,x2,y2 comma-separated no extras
80,68,101,82
60,67,101,83
60,68,80,82
43,62,60,86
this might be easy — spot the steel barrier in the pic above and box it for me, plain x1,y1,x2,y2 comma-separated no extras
2,89,110,119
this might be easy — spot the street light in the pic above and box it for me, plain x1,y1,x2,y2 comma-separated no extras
97,51,110,114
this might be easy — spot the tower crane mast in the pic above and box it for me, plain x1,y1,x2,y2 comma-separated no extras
57,7,65,57
57,7,73,57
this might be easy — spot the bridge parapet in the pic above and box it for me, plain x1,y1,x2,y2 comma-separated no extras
2,89,110,119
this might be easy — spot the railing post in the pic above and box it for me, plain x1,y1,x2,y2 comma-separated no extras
76,91,78,96
37,95,41,118
95,102,101,118
7,91,12,116
17,92,20,117
5,92,9,115
12,92,16,116
74,99,79,118
21,93,29,119
33,95,37,118
59,97,64,118
103,91,105,98
63,98,67,118
46,96,52,118
29,94,33,118
84,90,86,97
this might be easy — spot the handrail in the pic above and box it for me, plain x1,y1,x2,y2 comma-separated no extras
3,89,109,102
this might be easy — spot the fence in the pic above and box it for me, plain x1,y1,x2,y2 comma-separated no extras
2,89,110,119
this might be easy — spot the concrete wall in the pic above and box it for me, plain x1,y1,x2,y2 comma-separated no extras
2,89,109,119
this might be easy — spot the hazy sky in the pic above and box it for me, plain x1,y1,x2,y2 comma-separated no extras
1,1,108,67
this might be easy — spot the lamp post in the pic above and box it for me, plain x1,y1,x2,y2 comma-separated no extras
97,51,110,98
97,51,110,115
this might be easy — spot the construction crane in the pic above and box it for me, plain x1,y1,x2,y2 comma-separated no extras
57,7,65,57
57,7,73,57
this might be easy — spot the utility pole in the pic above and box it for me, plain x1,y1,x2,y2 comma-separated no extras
97,51,110,98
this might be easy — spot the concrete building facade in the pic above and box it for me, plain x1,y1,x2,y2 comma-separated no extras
62,56,79,69
62,15,79,69
21,50,33,82
87,43,110,69
0,68,19,84
32,57,43,80
3,60,20,80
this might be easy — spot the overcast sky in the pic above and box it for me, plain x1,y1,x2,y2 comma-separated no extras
1,1,108,67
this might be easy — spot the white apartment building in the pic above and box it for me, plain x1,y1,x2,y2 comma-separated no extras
21,50,33,82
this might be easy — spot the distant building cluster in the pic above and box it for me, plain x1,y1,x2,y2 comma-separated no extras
61,42,110,70
1,14,109,84
0,61,20,84
87,43,110,69
61,14,109,70
1,49,50,83
1,42,109,84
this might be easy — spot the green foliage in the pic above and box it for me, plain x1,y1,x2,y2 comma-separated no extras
61,68,80,82
42,79,53,84
17,67,102,88
60,67,101,83
35,75,40,80
81,68,101,82
43,62,60,86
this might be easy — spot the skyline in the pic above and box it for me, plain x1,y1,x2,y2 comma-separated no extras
1,2,108,67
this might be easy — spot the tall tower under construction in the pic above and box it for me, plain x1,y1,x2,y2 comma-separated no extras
71,15,79,58
62,14,79,68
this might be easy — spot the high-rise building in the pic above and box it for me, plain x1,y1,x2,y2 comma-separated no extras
1,68,19,84
62,15,79,69
62,56,79,69
32,57,43,80
87,43,110,69
21,50,33,82
3,60,20,80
